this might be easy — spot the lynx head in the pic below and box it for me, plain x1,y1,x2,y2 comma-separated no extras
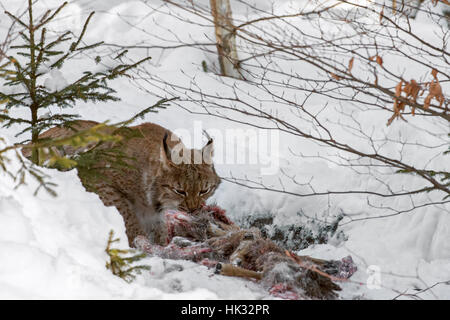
154,132,221,213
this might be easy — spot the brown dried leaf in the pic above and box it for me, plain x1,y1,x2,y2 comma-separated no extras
403,79,421,104
386,114,396,126
379,6,385,24
431,0,447,5
424,95,432,109
387,103,407,126
431,68,438,80
369,55,383,67
395,80,403,97
424,79,444,109
376,56,383,66
348,57,354,74
403,79,421,115
388,80,404,126
330,72,341,81
432,0,450,5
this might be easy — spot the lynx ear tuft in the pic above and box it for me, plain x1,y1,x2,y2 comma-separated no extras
202,132,214,165
163,132,171,160
160,132,174,168
161,131,185,167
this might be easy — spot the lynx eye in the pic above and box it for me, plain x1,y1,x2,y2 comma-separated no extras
172,188,187,196
199,188,210,195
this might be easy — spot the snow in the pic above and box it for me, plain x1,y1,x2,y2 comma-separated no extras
44,70,69,92
0,146,269,299
0,0,449,299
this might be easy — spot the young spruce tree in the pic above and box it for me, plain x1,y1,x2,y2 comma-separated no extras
0,1,168,194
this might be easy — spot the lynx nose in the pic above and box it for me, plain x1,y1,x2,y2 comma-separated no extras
186,199,201,213
187,204,198,213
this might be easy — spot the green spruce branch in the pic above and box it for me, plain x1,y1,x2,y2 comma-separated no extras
0,0,176,196
105,230,150,283
1,0,151,164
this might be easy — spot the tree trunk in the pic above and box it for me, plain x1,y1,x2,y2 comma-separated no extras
210,0,243,79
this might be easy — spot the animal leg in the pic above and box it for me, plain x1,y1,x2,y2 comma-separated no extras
215,263,262,280
93,184,148,247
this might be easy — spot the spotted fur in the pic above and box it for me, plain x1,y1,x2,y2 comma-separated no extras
23,120,221,246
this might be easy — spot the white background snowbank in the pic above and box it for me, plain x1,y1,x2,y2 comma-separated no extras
0,0,449,299
0,146,269,299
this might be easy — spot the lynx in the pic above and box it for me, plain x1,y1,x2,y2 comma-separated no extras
23,120,221,246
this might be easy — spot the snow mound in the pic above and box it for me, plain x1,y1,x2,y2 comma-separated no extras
0,149,268,299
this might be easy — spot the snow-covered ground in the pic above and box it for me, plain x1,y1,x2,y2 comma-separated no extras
0,0,449,299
